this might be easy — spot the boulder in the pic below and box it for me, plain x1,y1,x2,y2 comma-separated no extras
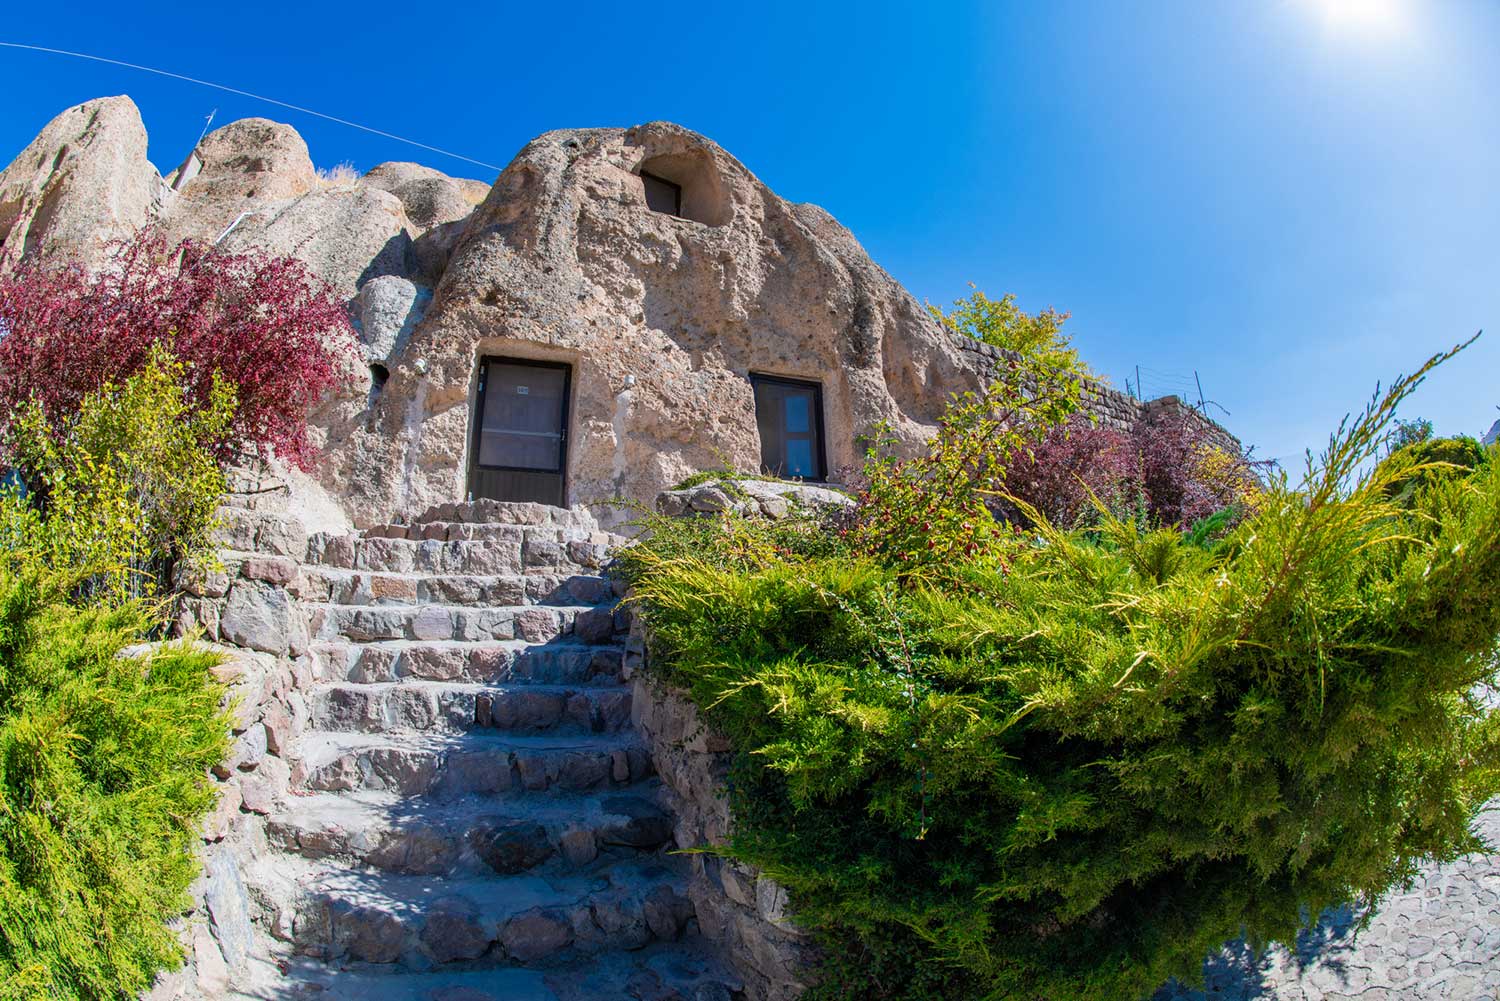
0,95,161,270
355,275,431,365
218,185,415,299
362,161,488,232
159,117,316,245
655,479,853,520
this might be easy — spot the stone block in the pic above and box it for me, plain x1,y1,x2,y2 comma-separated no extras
500,909,573,963
241,555,298,585
220,582,293,655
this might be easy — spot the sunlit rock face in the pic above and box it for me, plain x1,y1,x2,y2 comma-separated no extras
0,95,163,271
1,97,980,529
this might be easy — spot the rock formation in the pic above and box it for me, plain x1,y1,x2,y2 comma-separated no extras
0,97,994,532
0,95,163,270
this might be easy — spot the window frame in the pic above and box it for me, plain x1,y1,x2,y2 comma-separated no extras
749,373,829,482
467,355,573,478
640,170,683,217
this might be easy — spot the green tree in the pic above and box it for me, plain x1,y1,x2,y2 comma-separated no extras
1387,416,1434,453
928,285,1092,378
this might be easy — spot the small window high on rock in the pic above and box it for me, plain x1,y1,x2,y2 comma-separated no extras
640,171,682,217
634,151,730,226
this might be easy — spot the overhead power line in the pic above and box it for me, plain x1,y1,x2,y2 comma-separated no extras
0,41,503,172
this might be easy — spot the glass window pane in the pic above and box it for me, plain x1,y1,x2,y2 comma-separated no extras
478,362,566,470
752,376,824,481
785,439,814,479
784,392,810,433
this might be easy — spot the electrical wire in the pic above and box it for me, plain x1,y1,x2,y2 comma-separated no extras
0,40,503,171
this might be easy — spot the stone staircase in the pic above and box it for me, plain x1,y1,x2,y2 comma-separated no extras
203,501,741,1001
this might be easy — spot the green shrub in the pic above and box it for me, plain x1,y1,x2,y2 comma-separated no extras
1378,434,1488,506
625,343,1500,1000
0,567,229,1000
845,364,1078,582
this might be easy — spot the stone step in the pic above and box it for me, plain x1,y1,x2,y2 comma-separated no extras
260,856,697,969
310,682,633,736
259,933,739,1000
312,640,627,686
406,499,605,533
305,533,610,577
299,566,617,609
265,788,676,875
308,601,621,646
295,730,654,799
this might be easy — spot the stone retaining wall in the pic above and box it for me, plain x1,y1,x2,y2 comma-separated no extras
627,631,817,1001
147,508,319,999
950,333,1241,453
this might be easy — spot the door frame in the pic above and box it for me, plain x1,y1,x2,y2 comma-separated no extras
466,355,573,503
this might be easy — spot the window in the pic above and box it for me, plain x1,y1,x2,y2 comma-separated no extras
752,375,826,481
640,171,682,217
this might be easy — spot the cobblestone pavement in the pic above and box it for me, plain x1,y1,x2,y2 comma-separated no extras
1156,806,1500,1000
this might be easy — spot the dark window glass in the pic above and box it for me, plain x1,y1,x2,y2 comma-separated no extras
752,376,825,480
476,361,567,471
641,171,682,216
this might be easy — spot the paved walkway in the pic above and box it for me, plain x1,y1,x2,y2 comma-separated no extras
1156,806,1500,1001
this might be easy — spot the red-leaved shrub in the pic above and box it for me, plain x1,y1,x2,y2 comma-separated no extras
1001,414,1141,528
0,232,355,470
1004,408,1259,529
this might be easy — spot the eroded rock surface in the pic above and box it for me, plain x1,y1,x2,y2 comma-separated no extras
0,95,162,269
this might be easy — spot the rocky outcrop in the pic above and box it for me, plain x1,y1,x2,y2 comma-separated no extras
323,120,981,528
159,117,317,245
0,95,163,269
362,161,488,232
1,96,1241,536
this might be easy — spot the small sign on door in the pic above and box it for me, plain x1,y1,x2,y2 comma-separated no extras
517,386,529,395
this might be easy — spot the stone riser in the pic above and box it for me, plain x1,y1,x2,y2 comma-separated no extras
311,683,633,737
300,568,615,609
265,791,674,876
308,602,621,646
301,739,655,799
314,641,627,686
366,520,616,546
306,535,609,578
286,868,695,969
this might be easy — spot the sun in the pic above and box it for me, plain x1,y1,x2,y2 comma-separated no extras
1309,0,1408,34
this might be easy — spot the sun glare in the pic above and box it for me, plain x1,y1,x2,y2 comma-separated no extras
1310,0,1408,35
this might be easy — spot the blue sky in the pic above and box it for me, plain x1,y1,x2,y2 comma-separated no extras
1,1,1496,464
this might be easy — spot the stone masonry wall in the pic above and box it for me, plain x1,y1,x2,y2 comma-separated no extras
628,665,816,1001
149,507,320,999
949,333,1242,453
